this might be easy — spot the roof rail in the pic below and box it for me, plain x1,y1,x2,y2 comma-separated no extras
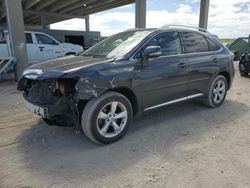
161,25,211,34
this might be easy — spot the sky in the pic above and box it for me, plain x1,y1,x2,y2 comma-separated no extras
50,0,250,39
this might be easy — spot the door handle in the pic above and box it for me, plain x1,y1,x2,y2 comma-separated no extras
177,62,186,68
39,47,45,51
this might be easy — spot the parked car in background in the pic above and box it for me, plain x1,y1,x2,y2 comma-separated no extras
239,52,250,76
228,35,250,61
18,26,235,144
0,30,83,64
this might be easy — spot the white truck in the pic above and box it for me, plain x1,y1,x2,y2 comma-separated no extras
0,30,83,64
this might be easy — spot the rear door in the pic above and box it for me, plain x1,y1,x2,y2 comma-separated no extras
133,31,189,110
34,33,64,62
181,31,221,95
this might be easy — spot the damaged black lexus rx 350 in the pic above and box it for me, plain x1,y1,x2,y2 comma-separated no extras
18,26,235,144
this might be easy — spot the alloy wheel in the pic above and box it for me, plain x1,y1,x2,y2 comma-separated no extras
212,80,226,104
96,101,128,138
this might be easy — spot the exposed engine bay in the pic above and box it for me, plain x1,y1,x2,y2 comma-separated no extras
18,77,81,127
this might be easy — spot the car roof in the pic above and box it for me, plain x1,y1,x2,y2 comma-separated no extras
124,26,215,38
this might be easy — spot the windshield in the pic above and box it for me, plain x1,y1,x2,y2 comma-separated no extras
82,30,152,58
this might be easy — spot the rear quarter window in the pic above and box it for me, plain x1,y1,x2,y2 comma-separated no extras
182,32,209,53
207,38,221,51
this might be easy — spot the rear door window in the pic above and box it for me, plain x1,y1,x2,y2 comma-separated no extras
25,33,33,44
182,32,209,53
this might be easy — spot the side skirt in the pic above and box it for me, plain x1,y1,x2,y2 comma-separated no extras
144,93,204,111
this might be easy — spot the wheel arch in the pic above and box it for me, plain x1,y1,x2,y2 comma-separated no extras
65,52,76,56
107,87,139,116
218,71,231,90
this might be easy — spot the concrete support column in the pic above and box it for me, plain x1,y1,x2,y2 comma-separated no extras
5,0,28,80
199,0,210,29
84,16,90,48
41,15,48,29
85,16,90,32
135,0,146,28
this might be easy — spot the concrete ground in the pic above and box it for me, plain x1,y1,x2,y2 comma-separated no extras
0,62,250,188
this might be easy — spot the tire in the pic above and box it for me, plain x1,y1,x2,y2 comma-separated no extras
203,75,228,108
42,118,57,126
65,52,76,56
240,71,248,77
81,91,133,144
239,63,248,76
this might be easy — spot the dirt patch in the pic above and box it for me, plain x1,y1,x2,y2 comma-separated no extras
0,62,250,188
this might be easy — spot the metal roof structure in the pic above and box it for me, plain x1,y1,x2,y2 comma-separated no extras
0,0,134,26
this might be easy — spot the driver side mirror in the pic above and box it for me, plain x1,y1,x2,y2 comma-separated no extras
141,46,162,65
142,46,162,59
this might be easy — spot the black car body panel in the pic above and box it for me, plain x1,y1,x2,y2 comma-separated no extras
17,28,235,127
239,52,250,75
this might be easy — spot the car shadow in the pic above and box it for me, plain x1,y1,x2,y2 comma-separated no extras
241,74,250,78
17,99,249,183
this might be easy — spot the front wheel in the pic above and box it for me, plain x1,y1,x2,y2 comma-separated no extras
81,91,133,144
203,75,228,108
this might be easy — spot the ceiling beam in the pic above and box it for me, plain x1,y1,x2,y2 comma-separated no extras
33,0,57,11
24,10,86,19
59,0,99,14
24,15,40,23
23,0,40,10
49,0,80,12
47,17,65,25
72,0,134,16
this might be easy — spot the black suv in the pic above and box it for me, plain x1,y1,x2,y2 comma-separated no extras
18,26,235,144
239,52,250,76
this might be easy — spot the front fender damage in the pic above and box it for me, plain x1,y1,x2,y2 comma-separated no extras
75,78,114,100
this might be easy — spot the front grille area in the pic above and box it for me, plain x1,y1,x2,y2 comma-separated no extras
24,79,60,105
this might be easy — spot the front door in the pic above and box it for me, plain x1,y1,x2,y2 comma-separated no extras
133,31,189,110
34,33,64,62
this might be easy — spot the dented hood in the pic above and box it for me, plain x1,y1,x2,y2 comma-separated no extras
28,55,111,73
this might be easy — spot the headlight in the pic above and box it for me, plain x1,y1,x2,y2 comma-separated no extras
23,69,43,76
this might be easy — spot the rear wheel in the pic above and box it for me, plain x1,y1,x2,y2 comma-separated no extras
81,91,133,144
203,75,228,108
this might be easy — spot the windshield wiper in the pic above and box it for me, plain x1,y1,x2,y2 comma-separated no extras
92,54,106,58
82,54,93,57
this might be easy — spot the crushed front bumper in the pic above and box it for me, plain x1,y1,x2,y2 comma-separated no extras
23,97,49,118
22,94,78,127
